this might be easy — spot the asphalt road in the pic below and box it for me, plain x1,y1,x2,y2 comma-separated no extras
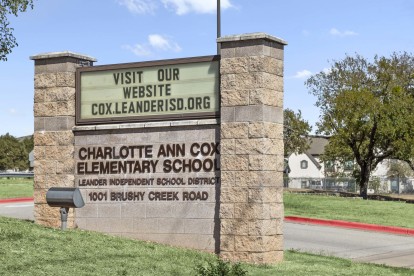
285,221,414,268
0,200,34,221
1,201,413,268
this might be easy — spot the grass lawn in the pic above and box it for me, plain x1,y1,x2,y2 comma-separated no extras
284,192,414,229
0,217,412,276
0,178,33,199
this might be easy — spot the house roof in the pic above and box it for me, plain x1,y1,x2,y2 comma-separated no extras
305,152,322,170
307,135,329,156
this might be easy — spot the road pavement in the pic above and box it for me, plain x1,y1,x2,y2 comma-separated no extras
1,200,413,269
285,222,414,268
0,200,34,221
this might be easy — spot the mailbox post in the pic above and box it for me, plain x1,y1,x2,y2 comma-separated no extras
46,187,85,230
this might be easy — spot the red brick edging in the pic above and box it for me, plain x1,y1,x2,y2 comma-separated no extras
285,216,414,236
0,197,34,204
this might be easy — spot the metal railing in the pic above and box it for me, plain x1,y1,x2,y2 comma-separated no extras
0,172,33,178
284,176,414,194
284,177,357,193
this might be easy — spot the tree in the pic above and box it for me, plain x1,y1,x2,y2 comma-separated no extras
0,0,33,61
0,133,31,170
283,108,312,156
21,134,33,153
306,52,414,199
387,159,414,179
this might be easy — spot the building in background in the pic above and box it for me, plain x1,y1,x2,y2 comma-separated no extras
286,136,414,194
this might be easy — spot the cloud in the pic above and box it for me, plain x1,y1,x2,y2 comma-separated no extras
119,0,233,15
323,67,332,74
162,0,233,15
122,44,152,57
7,108,25,117
292,70,312,79
123,34,182,56
330,28,358,37
148,34,182,52
117,0,157,14
301,30,311,36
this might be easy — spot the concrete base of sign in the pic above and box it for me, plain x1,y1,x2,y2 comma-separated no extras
74,121,220,251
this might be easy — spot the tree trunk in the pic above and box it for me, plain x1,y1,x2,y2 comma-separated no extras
359,167,370,200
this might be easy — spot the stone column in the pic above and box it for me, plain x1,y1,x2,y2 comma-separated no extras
218,33,287,264
30,52,96,228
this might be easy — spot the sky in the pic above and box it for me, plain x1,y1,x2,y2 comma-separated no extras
1,0,414,137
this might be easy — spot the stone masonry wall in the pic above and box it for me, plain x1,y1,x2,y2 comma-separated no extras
218,33,287,264
31,52,96,227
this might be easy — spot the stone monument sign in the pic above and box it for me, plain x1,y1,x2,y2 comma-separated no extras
31,32,286,264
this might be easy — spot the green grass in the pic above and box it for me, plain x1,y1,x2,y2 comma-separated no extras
0,217,412,276
0,178,33,199
284,192,414,228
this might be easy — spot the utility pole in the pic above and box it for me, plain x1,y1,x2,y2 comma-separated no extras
217,0,221,55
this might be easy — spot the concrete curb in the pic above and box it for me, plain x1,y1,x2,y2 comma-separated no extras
285,216,414,236
0,197,34,204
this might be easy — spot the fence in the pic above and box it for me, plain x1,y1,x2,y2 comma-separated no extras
284,176,414,195
0,172,34,178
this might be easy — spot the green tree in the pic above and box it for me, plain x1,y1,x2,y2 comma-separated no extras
306,52,414,199
283,108,312,156
0,133,30,170
21,134,33,153
0,0,34,61
387,159,414,179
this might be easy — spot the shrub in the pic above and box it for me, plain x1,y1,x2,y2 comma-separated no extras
195,257,247,276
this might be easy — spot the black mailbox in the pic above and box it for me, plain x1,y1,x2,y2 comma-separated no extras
46,187,85,230
46,187,85,208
